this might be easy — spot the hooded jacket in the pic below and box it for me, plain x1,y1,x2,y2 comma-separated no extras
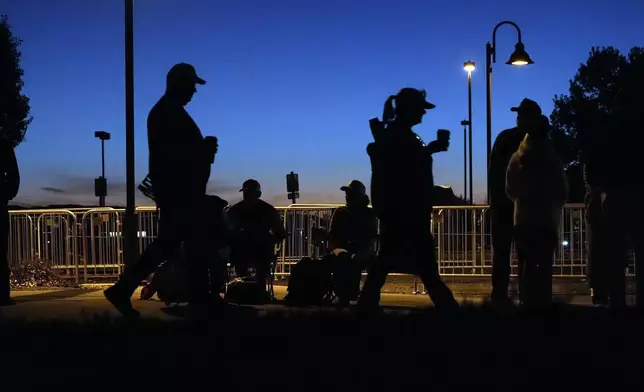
506,134,568,231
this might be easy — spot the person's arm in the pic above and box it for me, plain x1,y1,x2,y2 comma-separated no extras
367,209,378,240
505,152,526,202
3,141,20,201
270,209,287,241
489,132,510,205
225,205,241,231
328,207,350,250
550,158,569,206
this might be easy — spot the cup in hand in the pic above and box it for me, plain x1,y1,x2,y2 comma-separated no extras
436,129,450,151
204,136,218,163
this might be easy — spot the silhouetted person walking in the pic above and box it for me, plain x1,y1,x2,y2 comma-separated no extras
506,115,568,309
488,98,542,306
0,135,19,306
358,88,458,313
227,179,287,295
328,180,377,306
105,63,220,317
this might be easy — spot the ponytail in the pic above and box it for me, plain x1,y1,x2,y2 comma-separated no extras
382,95,396,125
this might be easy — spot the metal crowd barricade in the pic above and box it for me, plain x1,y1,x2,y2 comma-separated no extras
8,209,79,282
5,203,637,283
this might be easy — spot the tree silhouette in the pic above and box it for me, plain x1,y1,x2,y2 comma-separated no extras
549,46,644,202
0,15,31,147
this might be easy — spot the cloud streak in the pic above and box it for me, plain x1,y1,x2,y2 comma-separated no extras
40,187,66,194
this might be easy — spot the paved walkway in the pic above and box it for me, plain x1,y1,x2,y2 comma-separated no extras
0,284,597,322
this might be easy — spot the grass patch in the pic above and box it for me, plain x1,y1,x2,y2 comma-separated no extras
9,259,80,289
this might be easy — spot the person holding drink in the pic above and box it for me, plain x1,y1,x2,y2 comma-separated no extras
104,63,225,319
357,88,459,314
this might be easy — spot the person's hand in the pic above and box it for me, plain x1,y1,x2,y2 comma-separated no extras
427,139,449,154
204,136,218,163
205,136,218,154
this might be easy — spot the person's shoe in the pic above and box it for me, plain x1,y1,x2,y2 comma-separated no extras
332,297,351,309
104,285,140,318
140,285,156,301
0,297,15,306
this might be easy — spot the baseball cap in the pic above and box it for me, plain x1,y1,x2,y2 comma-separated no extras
510,98,542,116
396,88,436,110
240,179,261,193
340,180,367,196
166,63,206,86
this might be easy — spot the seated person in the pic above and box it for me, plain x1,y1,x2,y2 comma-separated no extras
226,179,287,292
328,180,378,306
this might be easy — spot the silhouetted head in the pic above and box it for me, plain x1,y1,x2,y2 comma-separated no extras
341,180,369,208
165,63,206,105
240,179,262,201
529,115,551,140
383,88,436,127
512,98,542,130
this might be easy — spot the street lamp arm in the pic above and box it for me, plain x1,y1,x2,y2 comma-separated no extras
489,20,524,63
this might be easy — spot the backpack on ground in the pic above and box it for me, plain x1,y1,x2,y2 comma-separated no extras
224,276,272,305
284,256,335,306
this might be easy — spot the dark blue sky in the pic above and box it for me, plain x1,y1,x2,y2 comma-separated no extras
4,0,643,205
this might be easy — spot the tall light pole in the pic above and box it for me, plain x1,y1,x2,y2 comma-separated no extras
94,131,111,207
464,61,475,205
485,21,533,202
460,120,469,201
123,0,137,269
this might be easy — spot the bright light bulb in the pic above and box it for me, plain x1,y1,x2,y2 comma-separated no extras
511,60,529,66
463,61,476,73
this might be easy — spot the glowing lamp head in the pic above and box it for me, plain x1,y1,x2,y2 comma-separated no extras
463,61,476,73
506,42,534,66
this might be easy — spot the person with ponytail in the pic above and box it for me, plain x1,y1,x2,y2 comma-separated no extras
359,88,459,314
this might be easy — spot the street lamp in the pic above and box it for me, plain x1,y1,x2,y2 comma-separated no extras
485,21,533,201
463,61,475,204
123,0,137,269
94,131,111,207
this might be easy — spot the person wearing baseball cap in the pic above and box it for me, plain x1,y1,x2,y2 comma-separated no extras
510,98,542,118
329,180,377,307
104,62,220,318
360,86,459,314
226,179,287,298
487,97,544,309
239,179,262,195
166,62,206,88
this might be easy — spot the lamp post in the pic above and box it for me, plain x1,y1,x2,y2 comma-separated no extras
460,120,469,201
94,131,111,207
123,0,137,269
464,61,475,204
485,21,534,202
